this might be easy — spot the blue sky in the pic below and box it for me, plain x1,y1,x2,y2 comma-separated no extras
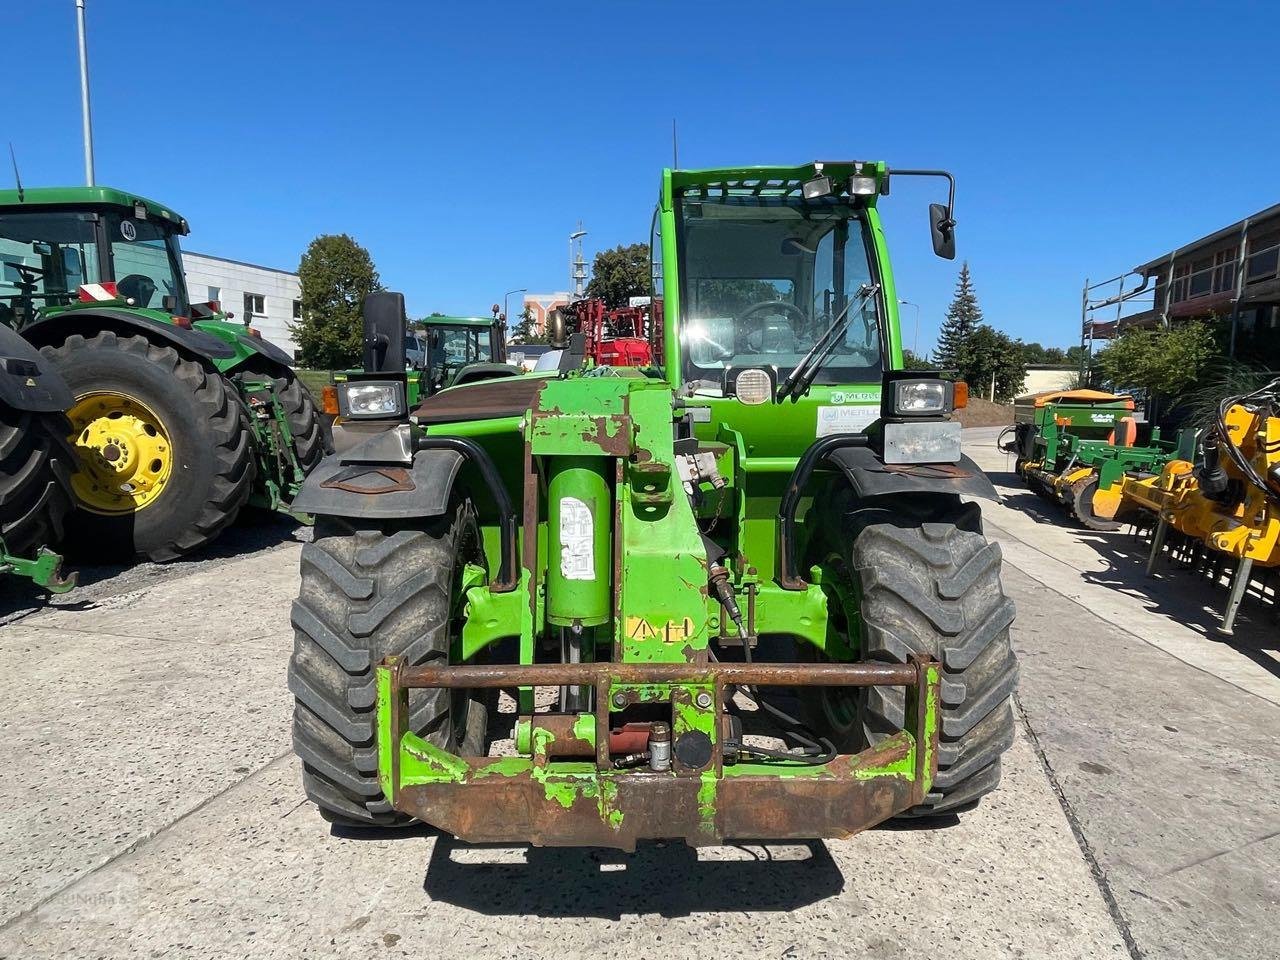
10,1,1279,353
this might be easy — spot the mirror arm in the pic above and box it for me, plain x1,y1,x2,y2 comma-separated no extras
885,168,956,223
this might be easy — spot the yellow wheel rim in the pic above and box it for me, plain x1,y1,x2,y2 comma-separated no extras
66,392,174,515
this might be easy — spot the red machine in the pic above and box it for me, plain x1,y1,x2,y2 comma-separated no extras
558,298,660,366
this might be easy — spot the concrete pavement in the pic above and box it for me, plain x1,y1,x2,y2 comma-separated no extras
0,430,1275,958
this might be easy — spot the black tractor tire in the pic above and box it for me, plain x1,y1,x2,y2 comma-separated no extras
41,331,254,562
0,403,77,562
1068,475,1120,532
288,507,488,828
237,367,332,476
812,494,1018,816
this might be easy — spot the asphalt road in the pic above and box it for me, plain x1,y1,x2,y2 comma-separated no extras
0,429,1274,959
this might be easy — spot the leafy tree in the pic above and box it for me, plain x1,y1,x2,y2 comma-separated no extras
696,278,789,315
957,324,1027,402
935,262,983,368
585,243,650,308
1094,321,1218,399
902,348,939,370
1020,342,1069,364
293,234,382,368
509,305,548,345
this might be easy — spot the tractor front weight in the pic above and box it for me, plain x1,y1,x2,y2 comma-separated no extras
377,657,940,849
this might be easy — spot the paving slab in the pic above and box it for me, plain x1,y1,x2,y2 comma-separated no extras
0,544,301,928
1003,563,1280,960
0,733,1124,960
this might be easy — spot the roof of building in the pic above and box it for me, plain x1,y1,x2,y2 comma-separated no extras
182,249,298,277
1136,202,1280,275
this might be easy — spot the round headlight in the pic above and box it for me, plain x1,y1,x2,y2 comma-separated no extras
735,368,773,405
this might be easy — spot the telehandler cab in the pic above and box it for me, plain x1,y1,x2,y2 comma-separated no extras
288,161,1017,847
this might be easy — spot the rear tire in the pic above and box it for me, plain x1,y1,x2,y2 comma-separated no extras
42,332,254,561
812,494,1018,816
288,507,487,828
0,403,76,562
236,367,332,477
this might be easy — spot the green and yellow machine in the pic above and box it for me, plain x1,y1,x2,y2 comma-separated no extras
0,187,329,561
287,161,1018,847
1002,389,1192,530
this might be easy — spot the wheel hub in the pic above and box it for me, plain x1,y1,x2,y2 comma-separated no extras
66,392,174,514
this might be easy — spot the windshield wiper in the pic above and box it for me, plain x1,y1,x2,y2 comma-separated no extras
776,282,880,402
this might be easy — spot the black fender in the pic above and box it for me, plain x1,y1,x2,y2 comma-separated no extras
290,424,462,521
21,309,236,361
0,324,74,412
451,362,521,389
826,444,1000,502
237,331,294,367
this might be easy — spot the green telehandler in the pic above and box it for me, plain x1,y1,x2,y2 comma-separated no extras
287,161,1018,847
0,187,330,561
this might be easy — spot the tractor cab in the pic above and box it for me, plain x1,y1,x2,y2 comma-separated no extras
0,187,193,328
420,311,510,393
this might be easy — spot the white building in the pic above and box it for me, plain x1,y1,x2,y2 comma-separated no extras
181,251,301,359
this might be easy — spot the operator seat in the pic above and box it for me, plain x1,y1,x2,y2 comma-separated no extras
117,274,156,308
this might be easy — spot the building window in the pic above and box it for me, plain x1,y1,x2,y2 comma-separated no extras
292,299,302,319
1247,231,1280,283
1188,257,1213,298
1212,248,1237,294
1170,263,1190,303
207,285,221,303
244,292,265,317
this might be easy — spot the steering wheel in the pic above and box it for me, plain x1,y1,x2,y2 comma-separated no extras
736,299,808,349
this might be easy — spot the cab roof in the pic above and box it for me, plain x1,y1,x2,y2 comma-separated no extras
0,186,188,233
666,161,886,203
419,316,499,328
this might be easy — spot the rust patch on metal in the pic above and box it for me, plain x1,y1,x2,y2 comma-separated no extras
320,466,415,494
881,462,973,479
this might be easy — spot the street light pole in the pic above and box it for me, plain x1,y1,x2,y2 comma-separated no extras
74,0,95,186
569,228,587,299
898,299,921,356
503,287,527,330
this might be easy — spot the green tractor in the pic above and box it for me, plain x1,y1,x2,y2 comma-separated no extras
0,187,329,561
288,161,1017,846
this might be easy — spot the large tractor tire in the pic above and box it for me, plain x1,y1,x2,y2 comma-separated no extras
42,331,254,562
811,494,1018,816
0,402,77,562
288,506,488,827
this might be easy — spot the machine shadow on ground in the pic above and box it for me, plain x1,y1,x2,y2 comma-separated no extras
419,833,846,918
0,511,309,621
984,469,1278,680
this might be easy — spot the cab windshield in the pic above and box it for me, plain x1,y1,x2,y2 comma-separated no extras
437,326,493,366
0,209,189,320
103,213,189,314
0,211,103,322
676,195,882,383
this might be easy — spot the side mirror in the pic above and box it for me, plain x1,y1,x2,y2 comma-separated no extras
548,307,569,349
362,291,407,373
929,203,956,260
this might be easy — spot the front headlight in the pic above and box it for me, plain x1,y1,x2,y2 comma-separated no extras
894,379,948,415
338,381,406,419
